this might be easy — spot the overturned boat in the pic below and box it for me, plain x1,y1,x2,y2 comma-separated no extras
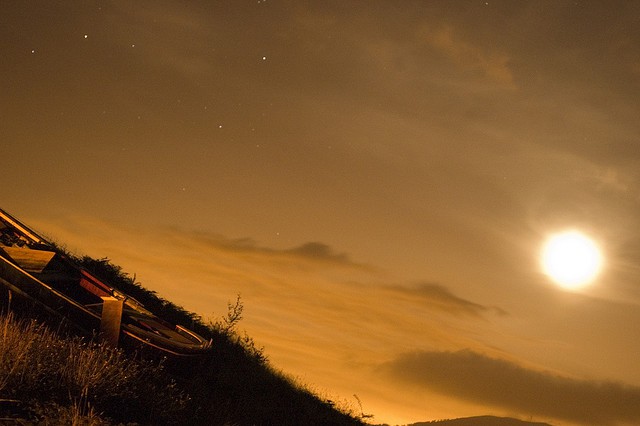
0,208,211,356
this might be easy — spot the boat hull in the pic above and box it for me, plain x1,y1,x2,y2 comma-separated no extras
0,208,211,356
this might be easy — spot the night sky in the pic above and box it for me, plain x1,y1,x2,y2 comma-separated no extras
3,1,640,424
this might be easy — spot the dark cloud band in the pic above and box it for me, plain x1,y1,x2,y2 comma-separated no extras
384,349,640,425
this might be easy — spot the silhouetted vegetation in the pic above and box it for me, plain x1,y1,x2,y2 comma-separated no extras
1,249,367,425
0,312,187,424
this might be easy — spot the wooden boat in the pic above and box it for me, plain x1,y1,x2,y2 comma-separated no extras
0,208,211,356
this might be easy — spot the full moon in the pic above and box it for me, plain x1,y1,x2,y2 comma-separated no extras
541,231,603,290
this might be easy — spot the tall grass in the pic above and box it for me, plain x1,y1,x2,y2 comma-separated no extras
0,311,187,424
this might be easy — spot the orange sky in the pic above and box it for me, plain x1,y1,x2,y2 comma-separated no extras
3,2,640,425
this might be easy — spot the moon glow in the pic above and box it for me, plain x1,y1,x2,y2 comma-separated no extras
541,231,603,290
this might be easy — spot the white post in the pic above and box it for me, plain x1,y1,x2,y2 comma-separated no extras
100,296,123,347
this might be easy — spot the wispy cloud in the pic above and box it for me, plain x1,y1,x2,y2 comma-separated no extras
423,25,514,87
286,241,350,263
173,231,358,267
30,214,501,349
383,349,640,426
105,0,212,79
382,283,506,318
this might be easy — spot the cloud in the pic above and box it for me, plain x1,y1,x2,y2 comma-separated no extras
384,283,506,318
105,1,212,79
168,230,359,267
423,25,514,86
142,228,500,319
286,242,350,263
383,349,640,425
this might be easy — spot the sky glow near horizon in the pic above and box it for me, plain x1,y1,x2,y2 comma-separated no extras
3,1,640,425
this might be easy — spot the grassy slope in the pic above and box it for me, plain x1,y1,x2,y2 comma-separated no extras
0,311,188,425
0,253,366,425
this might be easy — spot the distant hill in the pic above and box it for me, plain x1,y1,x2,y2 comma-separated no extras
409,415,553,426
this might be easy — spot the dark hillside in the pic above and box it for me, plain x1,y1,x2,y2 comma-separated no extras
1,250,365,425
75,256,365,424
